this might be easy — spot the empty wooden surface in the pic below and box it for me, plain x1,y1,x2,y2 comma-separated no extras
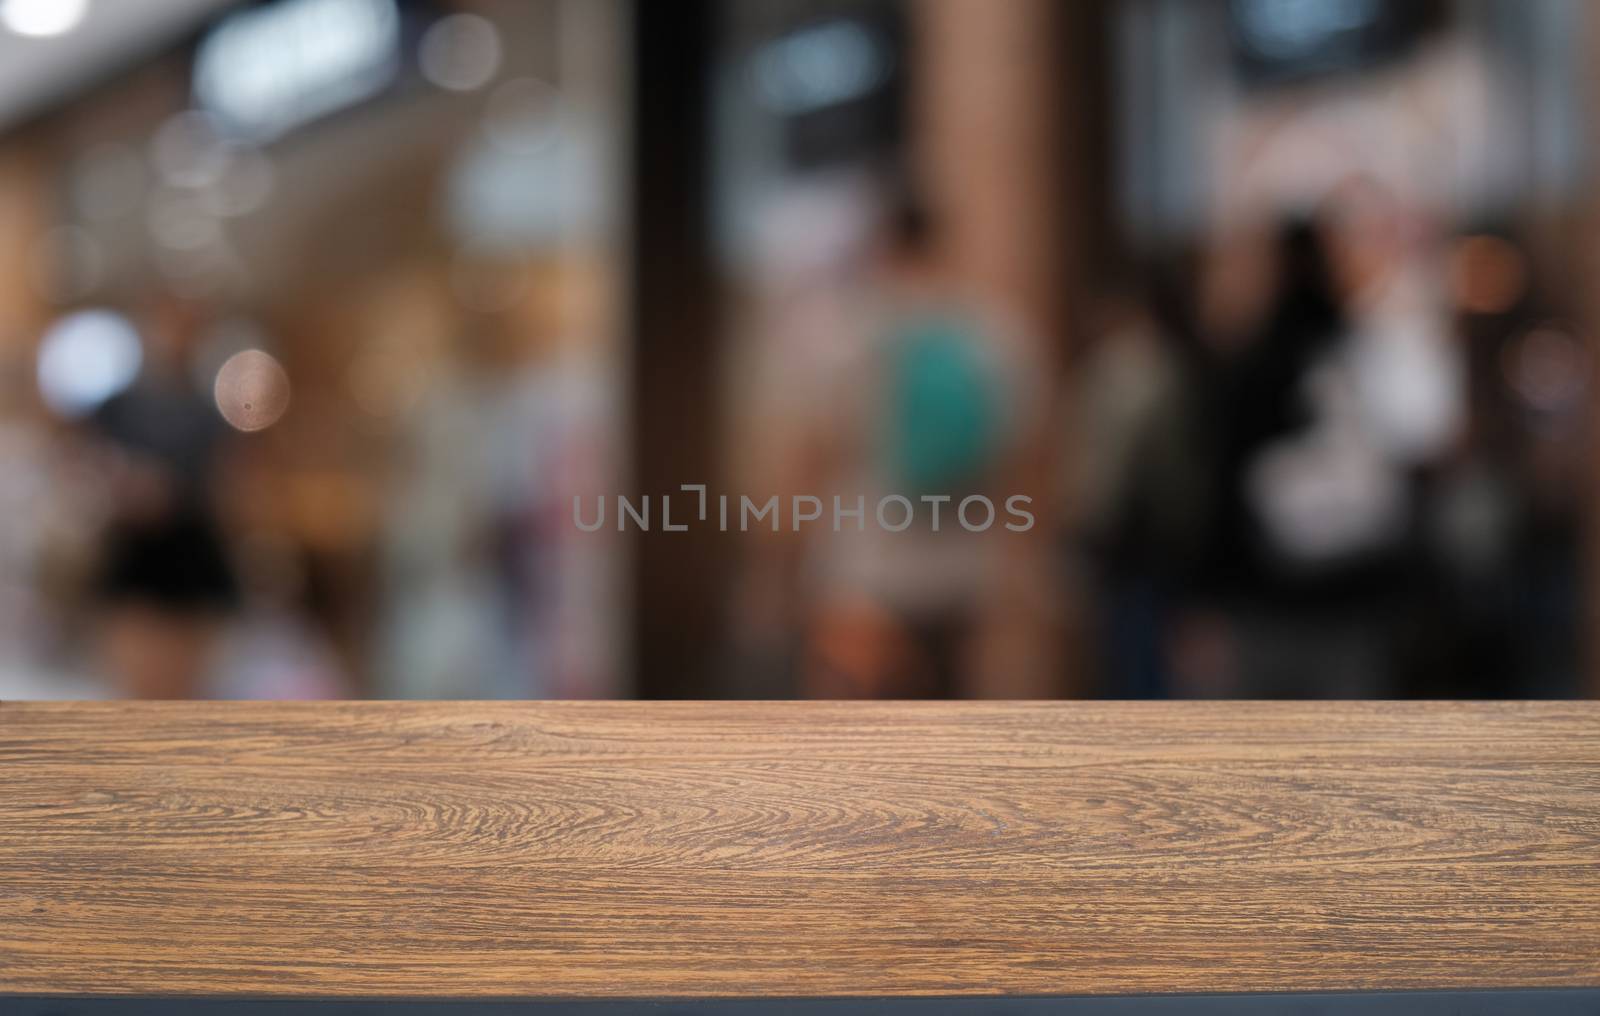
1,700,1598,998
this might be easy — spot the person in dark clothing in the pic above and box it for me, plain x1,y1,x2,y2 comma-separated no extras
1185,216,1410,697
89,297,239,699
1204,217,1352,597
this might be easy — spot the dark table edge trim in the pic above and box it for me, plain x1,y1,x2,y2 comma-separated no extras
6,988,1600,1015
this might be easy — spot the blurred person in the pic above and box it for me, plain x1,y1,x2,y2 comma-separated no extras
1180,214,1416,698
85,296,239,698
797,191,1038,698
375,307,526,700
1398,227,1584,698
373,283,610,699
1072,273,1210,698
1320,176,1464,470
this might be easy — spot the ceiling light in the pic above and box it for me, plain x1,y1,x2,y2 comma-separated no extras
1,0,90,39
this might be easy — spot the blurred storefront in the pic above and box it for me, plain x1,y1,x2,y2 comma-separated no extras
0,0,1595,701
0,0,629,699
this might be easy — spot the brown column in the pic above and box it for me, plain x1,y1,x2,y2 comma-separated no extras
0,139,50,368
909,0,1084,697
912,0,1069,347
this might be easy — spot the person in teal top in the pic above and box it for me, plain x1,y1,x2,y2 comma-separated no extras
873,197,1003,500
886,312,999,497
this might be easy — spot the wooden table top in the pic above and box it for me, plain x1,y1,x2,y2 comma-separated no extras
2,700,1598,999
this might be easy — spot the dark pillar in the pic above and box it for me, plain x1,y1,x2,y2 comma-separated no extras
628,0,723,698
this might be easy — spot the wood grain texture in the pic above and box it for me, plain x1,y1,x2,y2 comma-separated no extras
1,700,1598,998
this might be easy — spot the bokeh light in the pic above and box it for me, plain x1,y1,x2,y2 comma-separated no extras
149,111,229,190
214,349,292,432
35,309,142,418
419,13,502,93
1502,322,1589,415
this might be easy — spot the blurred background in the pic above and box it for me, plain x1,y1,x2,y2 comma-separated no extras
0,0,1595,700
